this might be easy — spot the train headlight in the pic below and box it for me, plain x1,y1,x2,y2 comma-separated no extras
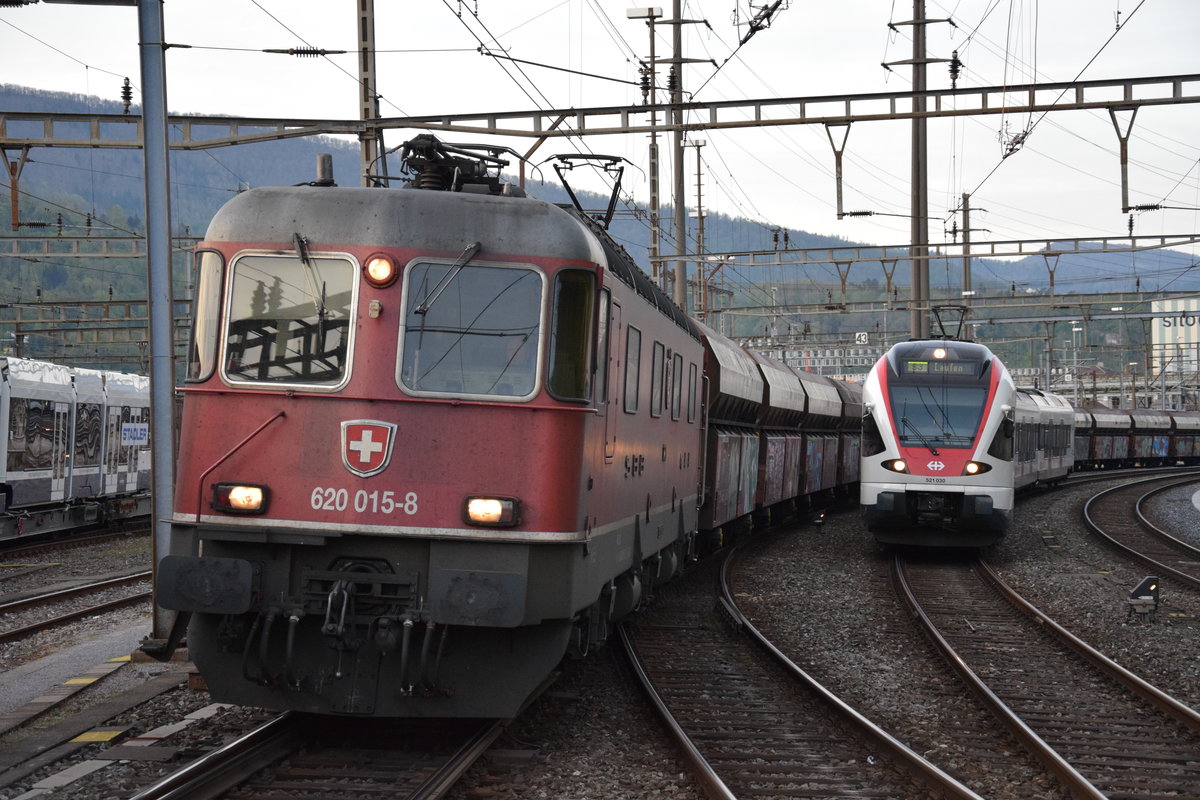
464,496,520,527
882,459,908,473
963,461,992,476
211,483,268,514
363,254,398,288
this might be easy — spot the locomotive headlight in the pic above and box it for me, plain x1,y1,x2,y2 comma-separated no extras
963,461,992,475
212,483,268,514
464,496,520,527
363,254,398,288
933,347,947,359
883,459,908,473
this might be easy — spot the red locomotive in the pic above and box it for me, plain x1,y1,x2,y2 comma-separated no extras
158,136,860,717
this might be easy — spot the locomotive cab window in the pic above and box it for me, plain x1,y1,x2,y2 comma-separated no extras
400,261,543,399
223,253,355,386
547,269,596,402
885,350,991,450
187,250,224,383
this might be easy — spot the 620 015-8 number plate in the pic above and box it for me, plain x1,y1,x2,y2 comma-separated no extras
309,487,419,515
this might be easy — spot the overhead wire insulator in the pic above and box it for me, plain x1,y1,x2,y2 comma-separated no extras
949,50,962,89
120,77,133,115
263,48,347,57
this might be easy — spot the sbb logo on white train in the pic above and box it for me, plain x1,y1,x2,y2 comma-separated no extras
926,460,945,471
341,420,397,478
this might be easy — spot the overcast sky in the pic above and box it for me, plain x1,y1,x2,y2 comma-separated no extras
4,0,1199,268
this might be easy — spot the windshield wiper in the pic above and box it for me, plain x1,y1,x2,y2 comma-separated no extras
292,233,326,317
414,241,482,315
293,232,329,342
901,417,940,455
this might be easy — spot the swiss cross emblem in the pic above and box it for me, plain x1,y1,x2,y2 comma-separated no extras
926,460,945,471
341,420,397,478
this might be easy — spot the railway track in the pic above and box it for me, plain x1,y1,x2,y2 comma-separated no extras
0,520,150,560
621,551,984,800
129,713,509,800
1083,472,1200,590
895,555,1200,799
0,570,152,645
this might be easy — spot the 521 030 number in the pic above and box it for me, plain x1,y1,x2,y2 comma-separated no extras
309,487,418,515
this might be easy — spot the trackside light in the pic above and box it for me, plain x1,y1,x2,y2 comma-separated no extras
363,254,398,288
212,483,268,514
464,496,520,527
1127,575,1159,622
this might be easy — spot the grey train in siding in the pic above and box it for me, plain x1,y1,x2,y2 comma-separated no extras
0,357,151,540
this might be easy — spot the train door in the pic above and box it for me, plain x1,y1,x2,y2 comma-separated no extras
603,298,619,461
53,404,70,500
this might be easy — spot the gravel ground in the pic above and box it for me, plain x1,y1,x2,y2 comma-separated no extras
734,512,1068,800
990,476,1200,708
2,478,1196,800
732,474,1200,800
0,533,152,674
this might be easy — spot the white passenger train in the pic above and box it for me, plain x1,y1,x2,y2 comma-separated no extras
859,339,1072,547
1,357,151,541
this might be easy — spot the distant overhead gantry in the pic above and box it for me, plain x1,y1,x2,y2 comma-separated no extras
2,73,1197,148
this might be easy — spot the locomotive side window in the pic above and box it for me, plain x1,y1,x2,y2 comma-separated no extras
223,254,354,386
624,326,641,413
671,353,683,420
861,412,886,456
987,418,1015,460
595,290,610,404
187,250,224,383
401,261,542,399
687,362,698,423
650,341,665,418
547,269,596,402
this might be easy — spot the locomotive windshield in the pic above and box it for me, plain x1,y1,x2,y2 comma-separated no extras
400,261,543,398
888,385,988,449
223,254,355,385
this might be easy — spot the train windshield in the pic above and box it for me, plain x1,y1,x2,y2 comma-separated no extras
223,254,355,385
400,262,543,398
888,385,987,449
